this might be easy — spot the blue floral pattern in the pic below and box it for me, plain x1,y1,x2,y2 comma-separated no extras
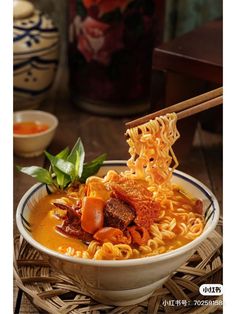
14,10,59,110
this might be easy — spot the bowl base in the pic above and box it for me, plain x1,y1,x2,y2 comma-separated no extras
88,275,169,306
92,292,154,307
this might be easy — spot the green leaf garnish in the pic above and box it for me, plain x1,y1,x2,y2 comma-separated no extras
44,151,71,189
45,151,75,177
16,166,53,185
67,138,85,178
80,154,107,183
17,138,106,190
55,146,70,159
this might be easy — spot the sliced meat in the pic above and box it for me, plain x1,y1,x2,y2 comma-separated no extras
53,202,81,218
104,198,135,230
56,224,93,243
111,178,160,229
55,205,92,243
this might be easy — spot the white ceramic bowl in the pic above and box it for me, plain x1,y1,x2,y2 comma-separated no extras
16,161,219,306
13,110,58,157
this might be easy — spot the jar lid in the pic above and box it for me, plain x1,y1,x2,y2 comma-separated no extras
13,0,35,20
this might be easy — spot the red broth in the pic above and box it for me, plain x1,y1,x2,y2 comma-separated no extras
14,121,49,135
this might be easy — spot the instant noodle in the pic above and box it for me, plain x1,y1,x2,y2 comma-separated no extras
29,113,205,260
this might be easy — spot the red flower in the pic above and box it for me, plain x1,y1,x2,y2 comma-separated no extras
76,16,124,65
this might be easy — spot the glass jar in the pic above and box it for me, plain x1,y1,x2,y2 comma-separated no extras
68,0,164,116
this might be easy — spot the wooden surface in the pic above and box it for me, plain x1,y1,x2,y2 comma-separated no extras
13,75,222,313
150,19,223,160
152,19,222,84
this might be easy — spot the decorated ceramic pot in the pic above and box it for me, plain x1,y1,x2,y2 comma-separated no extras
68,0,164,116
14,0,59,111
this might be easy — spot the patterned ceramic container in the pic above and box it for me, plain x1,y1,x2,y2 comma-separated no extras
13,0,59,111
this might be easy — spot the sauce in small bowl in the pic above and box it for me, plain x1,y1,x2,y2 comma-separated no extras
13,110,58,157
13,121,49,135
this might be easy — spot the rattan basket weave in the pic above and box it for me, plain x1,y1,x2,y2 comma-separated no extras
14,230,223,314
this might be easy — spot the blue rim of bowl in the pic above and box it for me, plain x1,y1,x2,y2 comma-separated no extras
16,160,220,267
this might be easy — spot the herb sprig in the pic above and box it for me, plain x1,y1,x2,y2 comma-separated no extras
17,138,106,190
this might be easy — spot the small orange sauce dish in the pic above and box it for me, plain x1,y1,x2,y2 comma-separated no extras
13,110,58,157
14,121,49,135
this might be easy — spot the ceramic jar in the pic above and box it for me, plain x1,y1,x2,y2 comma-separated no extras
68,0,163,116
13,0,59,111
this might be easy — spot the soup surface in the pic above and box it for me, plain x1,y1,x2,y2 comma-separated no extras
30,193,87,253
14,121,49,135
30,174,204,260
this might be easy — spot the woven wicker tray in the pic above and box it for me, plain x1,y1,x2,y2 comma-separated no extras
14,230,223,314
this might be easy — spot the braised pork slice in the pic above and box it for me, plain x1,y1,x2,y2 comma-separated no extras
111,178,160,229
104,198,135,230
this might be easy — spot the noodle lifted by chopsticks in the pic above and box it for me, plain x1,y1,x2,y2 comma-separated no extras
125,113,180,199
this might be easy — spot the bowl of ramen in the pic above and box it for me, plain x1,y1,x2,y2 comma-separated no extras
16,114,219,306
14,110,58,157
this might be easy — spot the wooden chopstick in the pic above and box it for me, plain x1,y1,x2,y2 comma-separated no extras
177,95,222,120
125,87,223,129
